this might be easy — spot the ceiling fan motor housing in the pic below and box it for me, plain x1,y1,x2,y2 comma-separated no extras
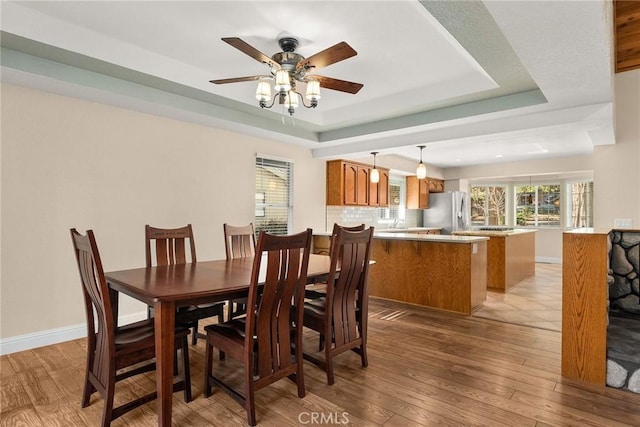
272,37,307,81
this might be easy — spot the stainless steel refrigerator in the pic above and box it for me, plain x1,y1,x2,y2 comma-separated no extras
422,191,469,234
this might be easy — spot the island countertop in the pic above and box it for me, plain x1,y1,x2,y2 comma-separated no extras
374,232,488,243
314,229,487,244
451,229,537,237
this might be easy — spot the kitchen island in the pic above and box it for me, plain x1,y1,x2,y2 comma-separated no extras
368,232,488,315
452,229,536,292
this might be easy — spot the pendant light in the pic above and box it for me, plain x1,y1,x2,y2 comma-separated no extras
416,145,427,179
370,152,380,183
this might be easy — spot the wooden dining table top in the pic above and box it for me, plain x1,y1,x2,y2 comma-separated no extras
105,253,333,305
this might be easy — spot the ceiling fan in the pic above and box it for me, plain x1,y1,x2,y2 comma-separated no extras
210,36,363,115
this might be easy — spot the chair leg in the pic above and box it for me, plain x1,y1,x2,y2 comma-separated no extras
204,337,213,398
101,379,115,427
81,376,95,407
245,379,257,427
191,322,198,345
325,343,335,386
296,353,305,398
181,335,192,403
360,343,368,368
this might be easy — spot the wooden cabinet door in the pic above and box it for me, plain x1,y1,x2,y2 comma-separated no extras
406,176,429,209
356,166,369,205
343,163,359,205
378,170,389,206
418,178,429,209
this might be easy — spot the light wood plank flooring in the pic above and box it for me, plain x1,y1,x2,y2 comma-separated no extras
3,298,640,426
473,263,563,332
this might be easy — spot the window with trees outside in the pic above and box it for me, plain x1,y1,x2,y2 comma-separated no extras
255,156,292,235
515,184,561,227
567,180,593,228
470,186,507,226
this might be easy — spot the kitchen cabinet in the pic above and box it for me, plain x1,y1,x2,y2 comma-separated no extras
369,168,389,206
406,176,445,209
406,176,429,209
326,160,389,206
428,178,444,193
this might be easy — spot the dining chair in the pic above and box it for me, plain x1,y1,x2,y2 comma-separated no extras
145,224,225,345
301,226,374,385
203,228,313,427
223,223,256,321
70,229,191,427
305,223,365,301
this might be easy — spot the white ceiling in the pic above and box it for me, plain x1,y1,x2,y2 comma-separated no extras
0,0,614,169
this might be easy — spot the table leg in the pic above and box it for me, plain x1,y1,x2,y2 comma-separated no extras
154,300,175,426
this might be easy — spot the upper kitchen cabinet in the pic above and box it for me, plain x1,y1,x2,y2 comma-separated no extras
428,178,444,193
326,160,389,207
406,176,444,209
370,168,389,206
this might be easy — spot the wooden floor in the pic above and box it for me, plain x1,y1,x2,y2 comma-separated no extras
473,263,563,331
3,298,640,426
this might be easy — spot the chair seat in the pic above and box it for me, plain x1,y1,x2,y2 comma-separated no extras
303,299,327,317
204,319,248,343
114,319,155,346
175,302,224,324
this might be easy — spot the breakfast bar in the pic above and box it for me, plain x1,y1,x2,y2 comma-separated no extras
367,232,488,315
452,229,536,292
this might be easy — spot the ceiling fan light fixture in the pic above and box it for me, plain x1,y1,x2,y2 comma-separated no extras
305,79,321,103
255,78,272,103
274,69,291,92
212,36,362,118
284,90,299,115
416,145,427,179
370,152,380,183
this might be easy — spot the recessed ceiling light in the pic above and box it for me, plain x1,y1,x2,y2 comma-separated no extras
496,154,503,158
455,158,461,162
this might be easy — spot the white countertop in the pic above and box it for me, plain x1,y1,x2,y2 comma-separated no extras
451,229,537,237
374,227,441,233
373,232,488,243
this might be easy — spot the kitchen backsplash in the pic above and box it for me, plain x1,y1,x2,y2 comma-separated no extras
325,206,421,231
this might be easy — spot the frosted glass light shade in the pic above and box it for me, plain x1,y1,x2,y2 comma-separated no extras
285,90,299,109
305,80,321,101
274,70,291,92
255,78,271,102
370,167,380,184
416,162,427,179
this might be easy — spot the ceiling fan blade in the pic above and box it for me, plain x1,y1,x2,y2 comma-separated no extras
222,37,280,70
210,75,266,84
297,41,357,71
310,75,363,94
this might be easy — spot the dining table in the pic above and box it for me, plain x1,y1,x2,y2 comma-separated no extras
105,253,333,426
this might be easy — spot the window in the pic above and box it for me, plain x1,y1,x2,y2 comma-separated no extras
378,176,405,221
255,156,292,235
567,180,593,228
470,185,507,226
515,184,561,227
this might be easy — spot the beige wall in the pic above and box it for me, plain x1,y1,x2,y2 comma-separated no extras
0,84,326,339
594,69,640,229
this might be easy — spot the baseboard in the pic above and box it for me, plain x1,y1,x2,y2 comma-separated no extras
0,311,147,356
536,257,562,264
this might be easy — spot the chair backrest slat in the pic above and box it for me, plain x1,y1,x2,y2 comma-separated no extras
327,227,374,347
224,223,256,260
70,228,115,386
245,229,312,379
146,224,196,267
